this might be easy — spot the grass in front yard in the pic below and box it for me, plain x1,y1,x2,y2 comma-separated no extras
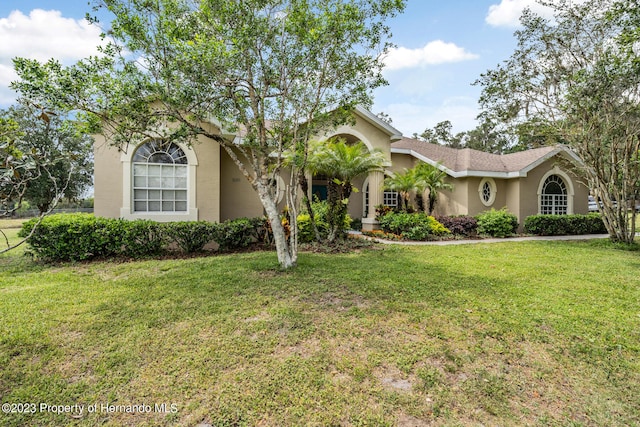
0,219,26,230
0,238,639,426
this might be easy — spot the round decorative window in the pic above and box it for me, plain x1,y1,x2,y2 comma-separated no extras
478,178,496,207
482,181,491,203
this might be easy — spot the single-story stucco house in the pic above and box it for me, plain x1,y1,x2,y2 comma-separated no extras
93,106,589,230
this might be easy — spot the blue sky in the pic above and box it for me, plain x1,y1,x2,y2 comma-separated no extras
0,0,548,136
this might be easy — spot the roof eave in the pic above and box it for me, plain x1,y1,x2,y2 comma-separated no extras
392,144,583,179
390,147,458,176
354,105,404,141
519,145,584,176
391,147,531,179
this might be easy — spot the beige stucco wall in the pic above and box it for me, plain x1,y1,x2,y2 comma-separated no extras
219,148,265,221
389,152,416,174
505,179,521,221
93,134,123,219
328,116,393,160
573,185,590,214
433,176,467,217
520,165,546,219
193,138,221,222
349,175,365,219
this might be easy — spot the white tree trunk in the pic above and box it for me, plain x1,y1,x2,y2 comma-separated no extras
255,180,296,269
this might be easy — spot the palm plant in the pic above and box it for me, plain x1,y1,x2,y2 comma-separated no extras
413,162,453,215
383,169,417,212
308,138,386,242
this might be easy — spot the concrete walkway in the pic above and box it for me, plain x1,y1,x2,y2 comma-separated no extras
350,231,611,246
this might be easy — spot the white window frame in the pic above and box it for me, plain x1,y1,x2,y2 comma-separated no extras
383,190,399,207
121,140,199,221
362,178,398,217
537,168,574,215
363,180,369,218
478,177,497,207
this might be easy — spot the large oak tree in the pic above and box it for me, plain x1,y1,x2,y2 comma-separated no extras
476,0,640,243
12,0,405,268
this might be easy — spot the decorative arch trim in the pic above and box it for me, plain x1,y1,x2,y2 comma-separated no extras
120,139,198,165
120,139,198,221
537,167,574,214
320,129,375,155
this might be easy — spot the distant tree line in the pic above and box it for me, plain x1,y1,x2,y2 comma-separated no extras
409,115,561,155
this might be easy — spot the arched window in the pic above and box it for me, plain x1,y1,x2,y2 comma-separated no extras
132,140,188,212
540,174,568,215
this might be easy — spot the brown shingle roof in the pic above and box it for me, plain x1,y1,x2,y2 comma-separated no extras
391,138,560,175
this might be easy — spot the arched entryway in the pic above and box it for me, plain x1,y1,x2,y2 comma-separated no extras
311,132,386,220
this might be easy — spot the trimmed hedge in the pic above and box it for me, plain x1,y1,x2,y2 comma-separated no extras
19,214,125,261
165,221,218,253
476,208,518,238
215,217,258,251
524,213,607,236
19,213,266,262
379,212,450,240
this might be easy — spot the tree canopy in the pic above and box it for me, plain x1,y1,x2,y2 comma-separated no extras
412,118,512,154
1,106,93,213
11,0,406,267
1,116,28,216
476,0,640,243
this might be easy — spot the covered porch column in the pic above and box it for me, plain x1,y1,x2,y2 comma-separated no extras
362,170,384,231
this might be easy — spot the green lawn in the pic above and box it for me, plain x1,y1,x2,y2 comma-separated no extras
1,232,639,426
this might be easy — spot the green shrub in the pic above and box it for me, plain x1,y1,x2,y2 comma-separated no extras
375,204,395,220
21,214,268,261
436,215,478,236
296,213,317,243
524,213,607,236
213,217,257,251
378,212,450,240
19,213,123,261
247,217,271,244
297,200,351,243
119,219,167,257
475,208,518,238
165,221,218,253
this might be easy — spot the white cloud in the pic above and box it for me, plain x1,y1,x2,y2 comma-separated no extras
0,64,18,105
485,0,554,28
383,40,479,71
0,9,105,105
